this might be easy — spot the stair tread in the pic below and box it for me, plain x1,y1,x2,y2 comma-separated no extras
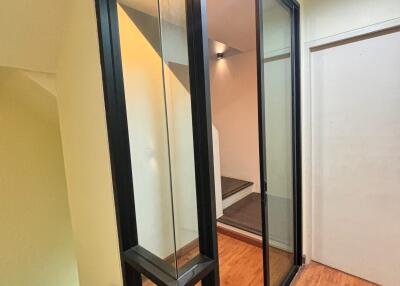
218,193,262,236
221,176,253,199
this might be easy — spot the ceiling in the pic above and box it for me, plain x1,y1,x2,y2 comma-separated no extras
119,0,258,52
207,0,256,52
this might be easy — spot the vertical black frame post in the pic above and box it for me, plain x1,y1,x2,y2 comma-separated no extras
286,0,303,269
255,0,270,284
256,0,302,285
95,0,219,285
95,0,141,285
185,0,220,285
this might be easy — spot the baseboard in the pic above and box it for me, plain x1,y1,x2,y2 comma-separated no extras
164,238,199,265
217,223,262,248
269,238,292,252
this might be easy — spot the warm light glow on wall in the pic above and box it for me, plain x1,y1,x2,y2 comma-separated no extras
213,41,227,55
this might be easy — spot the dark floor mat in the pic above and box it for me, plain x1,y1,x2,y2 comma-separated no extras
218,193,262,236
221,176,253,199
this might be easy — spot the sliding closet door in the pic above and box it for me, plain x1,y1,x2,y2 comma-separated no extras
256,0,301,285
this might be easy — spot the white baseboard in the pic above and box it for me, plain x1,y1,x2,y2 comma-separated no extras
269,238,292,252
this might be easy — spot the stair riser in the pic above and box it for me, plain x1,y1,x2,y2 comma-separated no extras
222,185,254,209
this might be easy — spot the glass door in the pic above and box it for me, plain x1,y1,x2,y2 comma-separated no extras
256,0,302,285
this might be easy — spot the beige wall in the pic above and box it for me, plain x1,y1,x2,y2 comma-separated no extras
210,50,260,192
0,69,79,286
56,0,123,285
1,0,201,285
0,0,68,73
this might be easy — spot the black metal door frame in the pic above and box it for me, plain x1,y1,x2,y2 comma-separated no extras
255,0,302,285
95,0,301,284
95,0,219,285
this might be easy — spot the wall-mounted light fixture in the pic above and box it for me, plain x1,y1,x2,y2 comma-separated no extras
216,52,224,60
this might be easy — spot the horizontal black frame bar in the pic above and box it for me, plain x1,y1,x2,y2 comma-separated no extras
123,247,215,286
281,265,300,286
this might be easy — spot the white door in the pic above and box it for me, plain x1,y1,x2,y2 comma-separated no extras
311,28,400,286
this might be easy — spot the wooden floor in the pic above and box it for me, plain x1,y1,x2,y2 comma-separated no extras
218,233,292,286
144,234,377,286
218,233,264,286
219,234,379,286
292,262,378,286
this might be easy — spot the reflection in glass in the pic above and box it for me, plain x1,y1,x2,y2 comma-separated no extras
262,0,294,285
142,274,157,286
117,0,199,278
158,0,200,275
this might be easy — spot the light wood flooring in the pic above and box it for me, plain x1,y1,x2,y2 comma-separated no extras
218,233,293,286
218,233,264,285
219,234,378,286
292,262,378,286
144,233,377,286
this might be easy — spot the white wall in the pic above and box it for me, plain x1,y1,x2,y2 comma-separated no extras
0,68,79,286
213,126,223,219
56,1,123,285
301,0,400,266
210,51,260,192
302,0,400,42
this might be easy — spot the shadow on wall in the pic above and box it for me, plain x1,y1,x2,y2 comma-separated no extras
0,67,79,286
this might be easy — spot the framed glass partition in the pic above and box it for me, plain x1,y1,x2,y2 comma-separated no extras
95,0,218,285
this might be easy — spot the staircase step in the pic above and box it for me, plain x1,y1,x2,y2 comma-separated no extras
218,193,262,236
221,176,253,199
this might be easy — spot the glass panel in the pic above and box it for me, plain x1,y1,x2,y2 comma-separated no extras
116,0,199,278
262,0,294,285
158,0,200,275
117,0,177,277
